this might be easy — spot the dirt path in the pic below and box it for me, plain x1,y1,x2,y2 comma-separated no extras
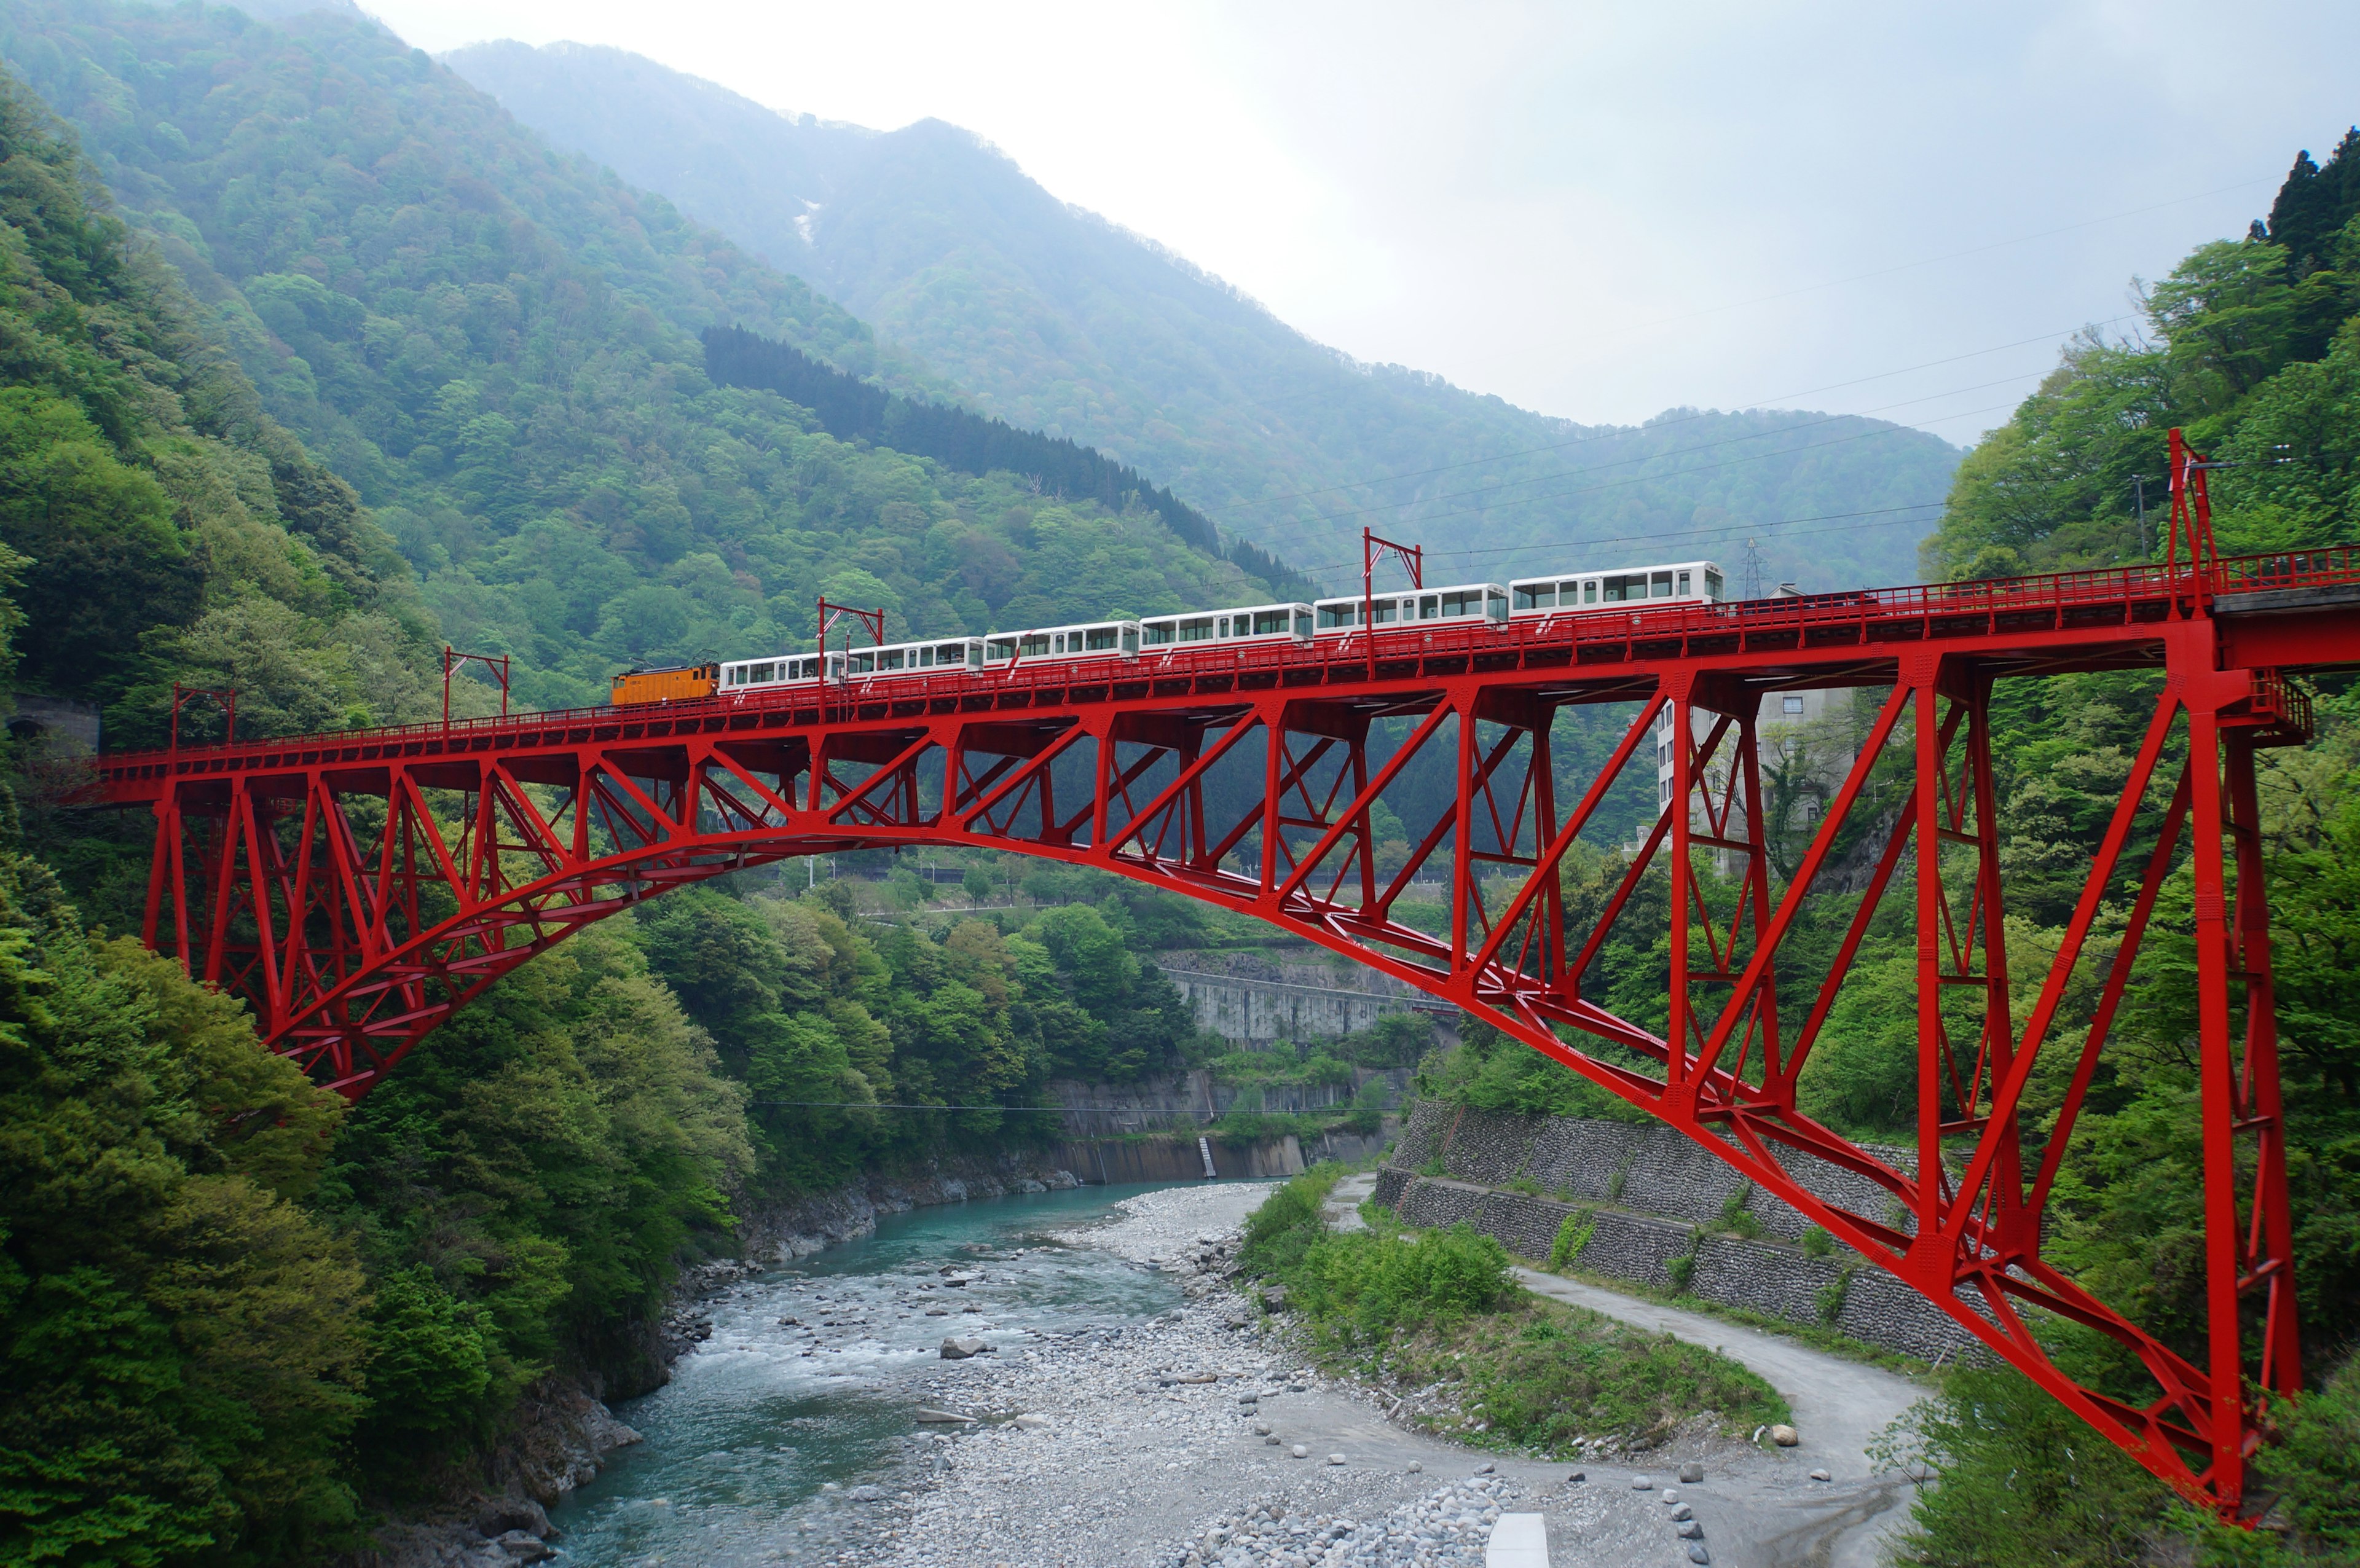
1327,1172,1931,1567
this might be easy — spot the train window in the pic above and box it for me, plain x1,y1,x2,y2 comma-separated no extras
848,652,874,673
1371,599,1398,624
1602,575,1632,602
1705,570,1724,600
1316,603,1353,629
754,662,776,683
1488,590,1509,619
881,649,905,670
1253,610,1290,635
1677,571,1692,596
1418,595,1439,620
1179,617,1214,641
987,637,1019,662
1584,581,1599,603
1515,582,1552,610
1559,580,1581,603
1084,626,1120,651
1294,611,1313,638
1143,620,1175,645
1019,633,1050,657
1216,617,1231,638
1438,590,1474,617
1123,626,1138,654
1653,571,1674,598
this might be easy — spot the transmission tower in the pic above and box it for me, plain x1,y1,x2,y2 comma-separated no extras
1741,538,1766,600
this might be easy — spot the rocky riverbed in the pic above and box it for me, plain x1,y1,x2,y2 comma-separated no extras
842,1184,1694,1568
394,1177,1910,1568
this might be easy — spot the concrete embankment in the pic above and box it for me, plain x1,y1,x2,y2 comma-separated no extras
1378,1100,1986,1363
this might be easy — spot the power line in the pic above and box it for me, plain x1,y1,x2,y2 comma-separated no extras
1262,401,2017,568
1214,373,2041,547
1205,315,2139,520
747,1100,1072,1112
1273,500,1950,580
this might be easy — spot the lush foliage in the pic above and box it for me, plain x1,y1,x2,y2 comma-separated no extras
702,325,1310,598
446,39,1962,596
632,879,1212,1196
1927,132,2360,582
315,922,751,1458
1235,1170,1785,1455
1878,1359,2360,1567
0,67,435,744
0,850,369,1564
1,1,1293,718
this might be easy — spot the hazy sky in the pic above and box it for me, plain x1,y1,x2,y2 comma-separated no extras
366,0,2357,439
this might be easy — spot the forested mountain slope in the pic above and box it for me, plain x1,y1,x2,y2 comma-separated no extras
0,0,1292,715
446,40,1962,594
0,63,433,740
0,33,1257,1556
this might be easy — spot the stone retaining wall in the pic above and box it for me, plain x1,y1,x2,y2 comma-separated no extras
1393,1100,1921,1237
1376,1100,1984,1362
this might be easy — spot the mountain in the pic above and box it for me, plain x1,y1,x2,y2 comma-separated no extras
444,39,1962,594
0,57,434,756
0,0,1294,716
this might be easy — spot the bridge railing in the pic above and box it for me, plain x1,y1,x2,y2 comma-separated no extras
88,551,2360,778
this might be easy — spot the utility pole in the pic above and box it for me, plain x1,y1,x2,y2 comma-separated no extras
1361,527,1423,681
2129,474,2164,560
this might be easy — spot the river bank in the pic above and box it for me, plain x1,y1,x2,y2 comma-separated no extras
860,1184,1686,1568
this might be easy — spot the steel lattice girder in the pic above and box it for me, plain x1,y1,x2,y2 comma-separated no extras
115,606,2327,1518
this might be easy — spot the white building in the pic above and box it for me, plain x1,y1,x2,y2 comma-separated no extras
1646,686,1856,861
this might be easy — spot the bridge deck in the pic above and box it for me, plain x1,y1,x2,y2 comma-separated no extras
90,554,2360,802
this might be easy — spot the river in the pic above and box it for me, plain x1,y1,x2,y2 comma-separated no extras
548,1182,1203,1566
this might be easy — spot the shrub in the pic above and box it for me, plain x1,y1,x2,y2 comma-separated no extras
1293,1223,1514,1342
1549,1209,1596,1271
1800,1225,1835,1258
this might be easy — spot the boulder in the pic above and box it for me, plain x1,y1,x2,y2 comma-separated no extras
490,1530,556,1563
939,1336,988,1359
1678,1462,1704,1484
475,1499,551,1539
1769,1424,1800,1447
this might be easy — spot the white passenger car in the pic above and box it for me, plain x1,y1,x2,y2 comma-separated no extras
720,651,837,692
1510,560,1725,614
1139,602,1313,649
1312,583,1510,632
840,637,984,676
982,619,1142,667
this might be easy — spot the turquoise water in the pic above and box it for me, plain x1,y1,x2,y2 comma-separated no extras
548,1183,1195,1566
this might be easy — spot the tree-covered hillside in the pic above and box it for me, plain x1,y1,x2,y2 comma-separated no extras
1927,129,2360,578
0,61,435,740
445,39,1962,595
0,0,1292,716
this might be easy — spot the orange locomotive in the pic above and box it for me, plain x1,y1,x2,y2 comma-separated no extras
609,662,718,705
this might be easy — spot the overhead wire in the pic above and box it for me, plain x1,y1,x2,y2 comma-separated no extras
1272,500,1953,582
1211,372,2047,544
1205,313,2138,518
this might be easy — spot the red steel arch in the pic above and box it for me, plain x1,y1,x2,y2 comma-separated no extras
90,546,2360,1516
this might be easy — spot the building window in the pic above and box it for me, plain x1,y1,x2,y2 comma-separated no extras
1783,696,1806,715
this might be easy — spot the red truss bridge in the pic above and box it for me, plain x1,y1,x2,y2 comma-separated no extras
87,484,2360,1516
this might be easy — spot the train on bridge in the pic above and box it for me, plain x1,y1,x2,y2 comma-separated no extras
612,559,1728,705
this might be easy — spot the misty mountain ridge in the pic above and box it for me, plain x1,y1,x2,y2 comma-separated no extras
446,39,1960,593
